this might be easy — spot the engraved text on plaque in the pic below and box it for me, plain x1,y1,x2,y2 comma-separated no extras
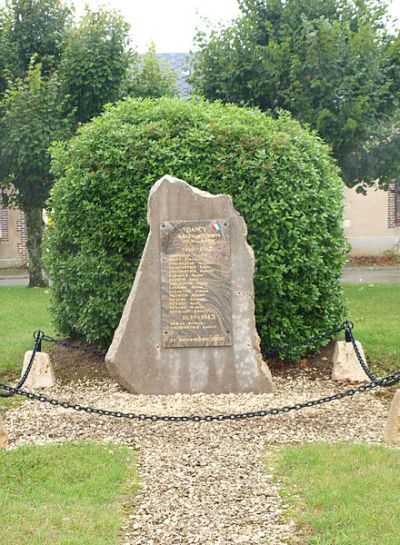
160,220,232,348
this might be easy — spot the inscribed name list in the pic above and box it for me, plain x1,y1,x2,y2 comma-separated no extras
160,220,232,348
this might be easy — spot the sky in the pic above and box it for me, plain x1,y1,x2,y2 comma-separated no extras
68,0,400,53
74,0,239,52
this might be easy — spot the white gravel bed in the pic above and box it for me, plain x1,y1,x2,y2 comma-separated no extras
5,374,389,545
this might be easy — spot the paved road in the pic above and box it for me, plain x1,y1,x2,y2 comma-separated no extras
0,276,28,286
1,266,399,287
342,266,400,284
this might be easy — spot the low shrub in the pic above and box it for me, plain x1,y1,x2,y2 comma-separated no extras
46,97,346,358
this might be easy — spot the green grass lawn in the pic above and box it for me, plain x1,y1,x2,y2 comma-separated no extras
274,443,400,545
343,284,400,374
0,287,53,377
0,442,138,545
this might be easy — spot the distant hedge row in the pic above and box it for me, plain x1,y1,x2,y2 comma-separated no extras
46,97,346,359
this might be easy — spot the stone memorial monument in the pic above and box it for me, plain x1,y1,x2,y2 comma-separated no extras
106,175,273,394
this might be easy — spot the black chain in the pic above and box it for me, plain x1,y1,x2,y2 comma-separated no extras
0,370,399,422
1,323,399,422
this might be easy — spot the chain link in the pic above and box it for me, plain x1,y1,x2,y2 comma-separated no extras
1,324,399,422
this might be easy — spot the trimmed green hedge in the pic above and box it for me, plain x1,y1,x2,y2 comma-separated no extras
46,97,346,359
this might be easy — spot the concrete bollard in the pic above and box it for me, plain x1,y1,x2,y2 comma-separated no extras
0,417,8,449
331,340,370,383
21,351,56,389
383,390,400,446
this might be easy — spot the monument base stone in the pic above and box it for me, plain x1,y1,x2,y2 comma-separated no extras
331,340,370,383
21,351,56,389
383,390,400,446
106,175,273,395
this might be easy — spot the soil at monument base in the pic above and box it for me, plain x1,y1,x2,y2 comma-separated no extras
49,340,336,384
268,342,335,380
50,342,110,384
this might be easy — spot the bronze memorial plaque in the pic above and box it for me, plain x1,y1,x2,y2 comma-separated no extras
160,220,232,348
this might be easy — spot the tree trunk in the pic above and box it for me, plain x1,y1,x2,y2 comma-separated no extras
24,206,47,288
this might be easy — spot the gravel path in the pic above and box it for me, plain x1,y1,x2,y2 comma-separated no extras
5,374,391,545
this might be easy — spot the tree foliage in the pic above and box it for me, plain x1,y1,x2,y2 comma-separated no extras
0,0,175,286
0,0,72,94
60,7,131,123
0,61,73,208
46,97,346,357
0,0,74,286
191,0,400,186
124,44,177,99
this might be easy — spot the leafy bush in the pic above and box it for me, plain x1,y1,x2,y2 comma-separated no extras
46,97,346,359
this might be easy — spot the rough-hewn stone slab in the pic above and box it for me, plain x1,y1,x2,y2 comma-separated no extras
106,175,273,394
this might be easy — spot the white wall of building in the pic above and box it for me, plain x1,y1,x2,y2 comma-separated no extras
344,185,400,256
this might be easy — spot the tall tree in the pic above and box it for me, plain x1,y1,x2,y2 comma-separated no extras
191,0,400,187
0,0,72,286
60,7,131,123
0,0,72,95
0,62,74,286
0,1,179,286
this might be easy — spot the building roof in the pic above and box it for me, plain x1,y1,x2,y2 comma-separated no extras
158,52,193,97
